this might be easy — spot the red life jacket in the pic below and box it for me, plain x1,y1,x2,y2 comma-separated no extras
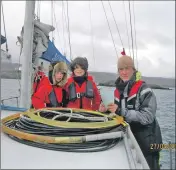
31,84,65,109
32,71,50,95
66,76,95,110
114,80,144,109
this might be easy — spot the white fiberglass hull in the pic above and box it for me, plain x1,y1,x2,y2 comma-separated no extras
1,110,149,169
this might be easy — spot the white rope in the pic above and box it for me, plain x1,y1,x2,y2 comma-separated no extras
33,109,108,122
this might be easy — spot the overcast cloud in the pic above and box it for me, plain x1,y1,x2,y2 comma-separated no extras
1,1,175,78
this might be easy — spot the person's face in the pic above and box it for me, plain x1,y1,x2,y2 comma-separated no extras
118,66,134,81
55,72,64,82
73,65,85,77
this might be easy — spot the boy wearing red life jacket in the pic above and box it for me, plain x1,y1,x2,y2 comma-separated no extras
32,62,68,109
65,57,101,111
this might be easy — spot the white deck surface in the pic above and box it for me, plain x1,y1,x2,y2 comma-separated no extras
1,110,130,169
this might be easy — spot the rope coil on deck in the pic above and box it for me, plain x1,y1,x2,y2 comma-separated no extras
1,108,128,152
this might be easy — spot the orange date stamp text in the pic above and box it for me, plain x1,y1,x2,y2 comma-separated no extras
150,143,176,150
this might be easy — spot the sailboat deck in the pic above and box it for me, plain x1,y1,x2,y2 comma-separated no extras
1,110,149,169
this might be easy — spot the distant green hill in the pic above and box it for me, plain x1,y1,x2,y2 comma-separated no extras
1,63,175,89
88,71,175,88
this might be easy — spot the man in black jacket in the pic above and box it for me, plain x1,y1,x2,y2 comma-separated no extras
100,55,163,169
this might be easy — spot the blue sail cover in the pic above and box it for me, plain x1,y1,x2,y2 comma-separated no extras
41,40,70,65
1,35,6,45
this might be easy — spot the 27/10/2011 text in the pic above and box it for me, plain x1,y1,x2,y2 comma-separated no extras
150,143,175,150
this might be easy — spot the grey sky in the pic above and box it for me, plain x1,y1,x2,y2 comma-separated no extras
1,1,175,78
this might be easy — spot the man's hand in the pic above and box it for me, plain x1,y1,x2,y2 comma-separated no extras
98,103,107,112
107,103,118,113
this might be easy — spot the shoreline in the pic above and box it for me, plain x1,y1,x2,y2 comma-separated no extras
98,84,172,90
1,71,174,90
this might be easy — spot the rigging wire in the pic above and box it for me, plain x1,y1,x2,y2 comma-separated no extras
88,1,96,68
128,1,135,60
122,0,131,56
108,0,124,49
62,0,70,59
61,0,67,56
53,1,64,54
132,1,138,69
101,1,119,59
66,0,72,61
51,0,54,43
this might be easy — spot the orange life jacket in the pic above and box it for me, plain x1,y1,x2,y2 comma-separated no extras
66,76,96,110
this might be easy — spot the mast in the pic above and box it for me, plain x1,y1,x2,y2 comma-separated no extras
0,1,2,45
20,1,35,108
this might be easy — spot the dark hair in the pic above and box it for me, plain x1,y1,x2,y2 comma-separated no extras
70,57,88,72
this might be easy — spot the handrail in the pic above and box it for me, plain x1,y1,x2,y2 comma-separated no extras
1,96,20,107
0,105,27,112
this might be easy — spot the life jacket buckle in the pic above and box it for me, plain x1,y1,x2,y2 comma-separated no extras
77,93,81,98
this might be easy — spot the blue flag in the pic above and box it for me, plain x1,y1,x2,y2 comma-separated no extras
1,35,6,45
41,40,70,65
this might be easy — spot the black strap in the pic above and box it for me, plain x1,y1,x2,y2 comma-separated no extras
52,86,63,107
62,89,68,107
80,96,83,109
34,78,41,94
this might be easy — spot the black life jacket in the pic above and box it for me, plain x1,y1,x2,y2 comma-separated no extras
115,80,162,155
46,87,67,107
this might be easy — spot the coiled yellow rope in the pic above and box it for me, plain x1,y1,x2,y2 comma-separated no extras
24,108,127,128
1,108,127,144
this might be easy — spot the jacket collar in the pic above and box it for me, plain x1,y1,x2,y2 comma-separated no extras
115,71,142,94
